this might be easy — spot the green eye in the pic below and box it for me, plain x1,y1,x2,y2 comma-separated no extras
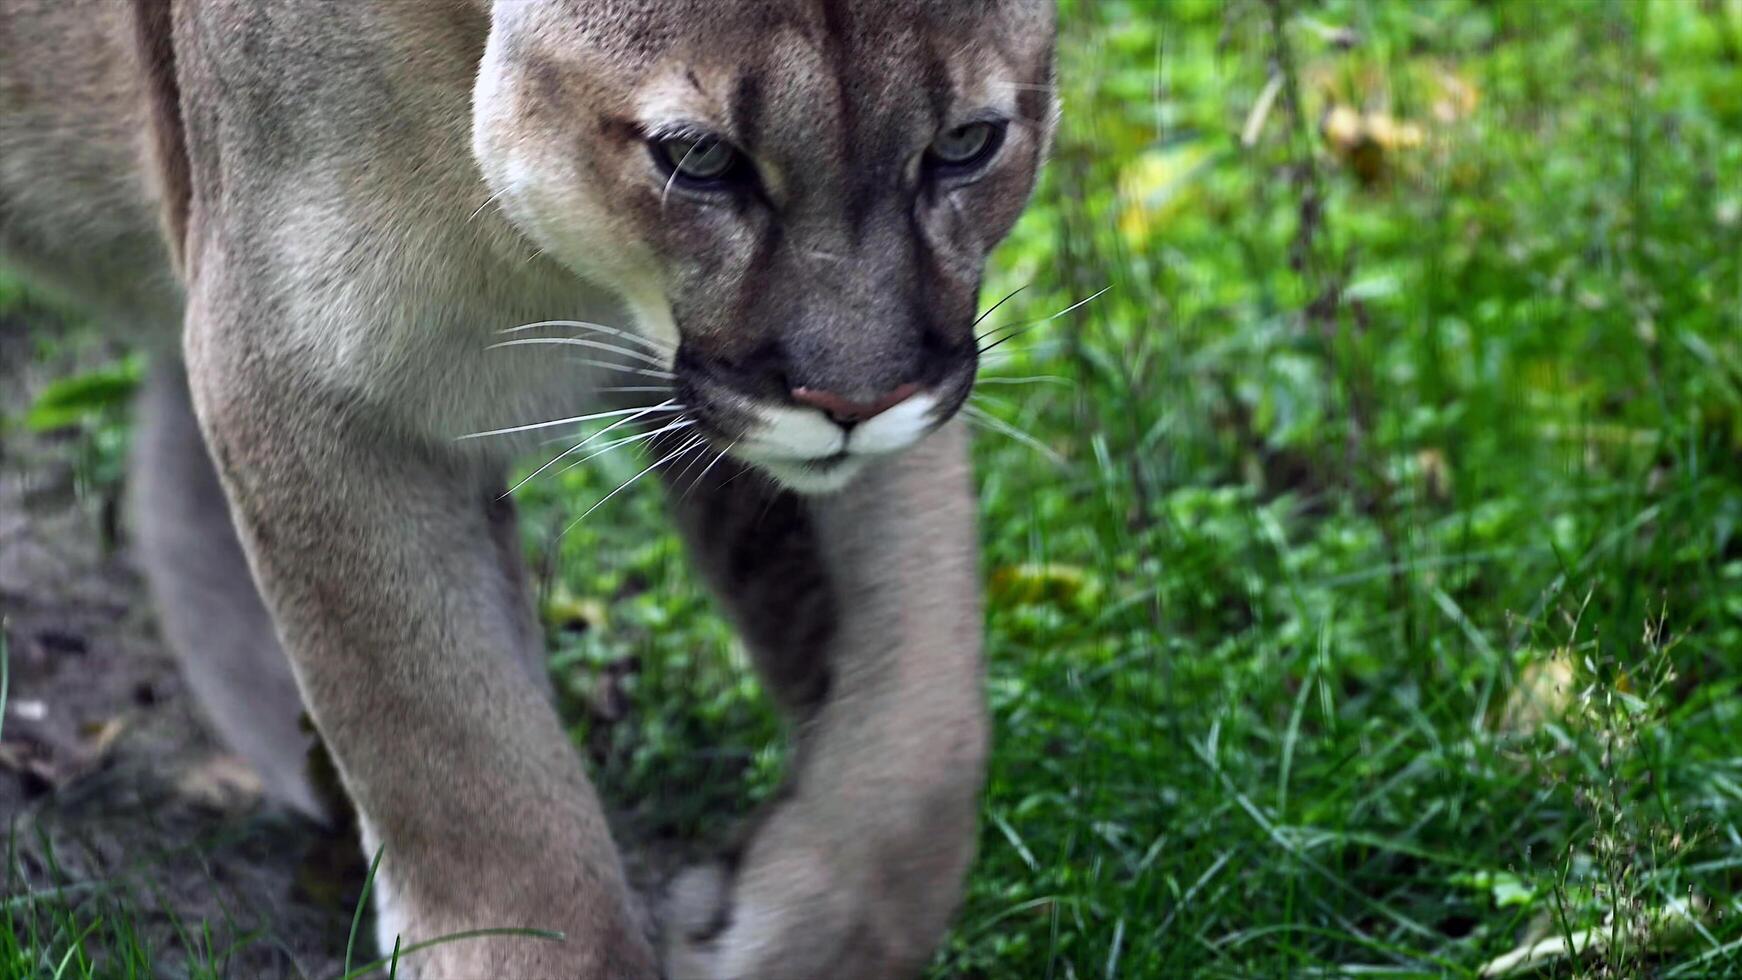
654,134,740,183
927,121,1006,172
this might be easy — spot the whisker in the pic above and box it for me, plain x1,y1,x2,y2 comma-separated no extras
458,403,683,441
666,432,714,490
502,400,679,496
564,358,677,381
499,319,673,354
976,330,1032,357
488,337,671,368
553,418,695,476
977,284,1113,354
960,404,1065,465
468,188,507,222
661,141,704,210
564,437,698,534
976,284,1111,343
973,284,1029,328
685,440,738,501
595,385,676,395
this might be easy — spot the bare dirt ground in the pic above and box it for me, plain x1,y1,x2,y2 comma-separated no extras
1,321,358,977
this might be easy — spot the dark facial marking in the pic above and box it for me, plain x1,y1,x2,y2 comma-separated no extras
729,72,764,152
814,0,874,233
920,45,954,133
1015,46,1057,131
525,55,567,112
728,221,785,353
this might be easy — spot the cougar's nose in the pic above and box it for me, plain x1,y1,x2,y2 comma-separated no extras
790,382,921,426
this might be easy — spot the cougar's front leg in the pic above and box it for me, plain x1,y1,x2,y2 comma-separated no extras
662,424,988,980
185,322,655,979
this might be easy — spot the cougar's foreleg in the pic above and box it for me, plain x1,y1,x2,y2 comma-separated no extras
185,307,655,979
661,423,988,980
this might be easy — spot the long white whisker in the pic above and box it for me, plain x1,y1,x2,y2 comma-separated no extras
595,385,677,394
666,432,715,490
977,284,1113,350
488,337,671,368
468,188,507,222
685,440,738,501
502,400,678,497
564,439,697,533
973,284,1029,328
661,140,704,210
960,404,1064,464
498,319,673,354
554,418,695,475
458,403,683,441
664,434,709,485
1042,284,1114,322
564,359,678,381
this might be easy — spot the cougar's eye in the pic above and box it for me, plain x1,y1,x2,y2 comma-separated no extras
650,133,745,188
925,120,1006,176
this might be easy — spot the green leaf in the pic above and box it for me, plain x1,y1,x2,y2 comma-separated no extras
1450,870,1538,909
24,357,141,432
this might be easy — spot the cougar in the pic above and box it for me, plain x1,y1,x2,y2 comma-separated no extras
0,0,1057,975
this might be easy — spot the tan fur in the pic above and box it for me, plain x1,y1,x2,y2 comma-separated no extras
0,1,1056,976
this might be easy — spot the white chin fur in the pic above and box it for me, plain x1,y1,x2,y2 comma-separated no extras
847,391,940,454
741,403,847,458
731,392,942,494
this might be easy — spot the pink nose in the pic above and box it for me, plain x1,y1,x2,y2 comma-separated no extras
790,382,921,424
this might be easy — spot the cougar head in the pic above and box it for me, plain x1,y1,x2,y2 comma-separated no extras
473,0,1057,492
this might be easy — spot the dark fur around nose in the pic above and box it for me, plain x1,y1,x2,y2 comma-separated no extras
685,321,953,409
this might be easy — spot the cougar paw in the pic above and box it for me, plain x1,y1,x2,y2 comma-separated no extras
664,861,734,944
659,849,859,980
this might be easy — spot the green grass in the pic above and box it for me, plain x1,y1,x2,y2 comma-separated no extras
6,0,1742,976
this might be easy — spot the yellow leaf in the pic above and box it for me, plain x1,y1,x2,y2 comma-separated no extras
1499,648,1575,735
543,589,608,632
1116,144,1211,245
988,563,1098,608
1432,68,1480,123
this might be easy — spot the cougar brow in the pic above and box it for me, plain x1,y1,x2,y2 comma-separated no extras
728,73,764,152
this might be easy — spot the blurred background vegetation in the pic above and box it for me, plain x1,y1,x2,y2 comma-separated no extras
6,0,1741,977
549,1,1742,974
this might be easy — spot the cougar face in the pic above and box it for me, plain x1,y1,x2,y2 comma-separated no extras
474,0,1056,492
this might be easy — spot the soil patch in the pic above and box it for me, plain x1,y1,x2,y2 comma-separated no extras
1,323,356,977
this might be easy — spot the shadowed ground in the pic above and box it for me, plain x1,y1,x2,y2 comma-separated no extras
2,318,358,977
